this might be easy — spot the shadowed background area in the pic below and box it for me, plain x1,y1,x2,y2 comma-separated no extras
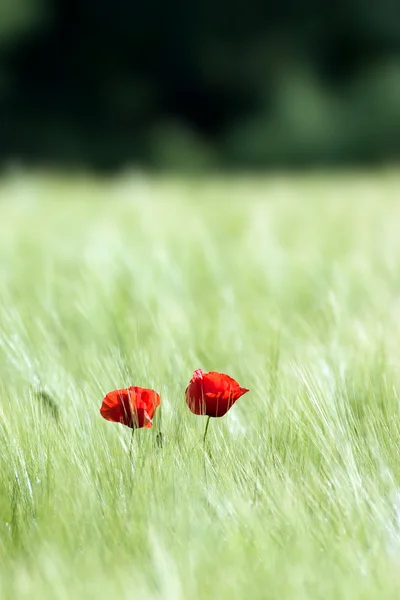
1,0,400,171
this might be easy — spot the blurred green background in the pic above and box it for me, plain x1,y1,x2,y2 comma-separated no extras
0,0,400,171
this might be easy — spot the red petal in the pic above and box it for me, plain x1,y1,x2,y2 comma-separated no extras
129,386,161,420
100,386,160,429
185,370,249,418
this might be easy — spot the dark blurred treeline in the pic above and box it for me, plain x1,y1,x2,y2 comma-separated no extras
1,0,400,171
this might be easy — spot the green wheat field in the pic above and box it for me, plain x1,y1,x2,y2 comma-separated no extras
1,171,400,599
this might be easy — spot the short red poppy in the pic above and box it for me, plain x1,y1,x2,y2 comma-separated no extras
185,369,249,418
100,386,160,429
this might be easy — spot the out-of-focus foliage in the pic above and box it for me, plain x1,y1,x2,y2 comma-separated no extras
0,0,399,170
0,0,46,47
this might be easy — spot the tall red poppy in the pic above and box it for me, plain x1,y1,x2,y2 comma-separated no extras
100,386,160,429
185,369,249,418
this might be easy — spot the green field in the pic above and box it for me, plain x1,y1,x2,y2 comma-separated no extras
1,172,400,599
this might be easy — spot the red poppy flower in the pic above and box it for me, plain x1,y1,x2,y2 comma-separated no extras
185,369,249,418
100,386,160,429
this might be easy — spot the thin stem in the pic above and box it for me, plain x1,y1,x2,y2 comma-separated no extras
129,428,135,462
203,416,211,491
203,416,211,447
